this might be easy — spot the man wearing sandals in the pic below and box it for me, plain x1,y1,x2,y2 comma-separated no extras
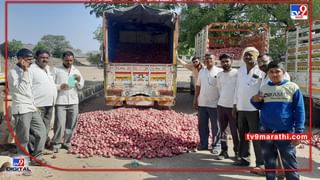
51,51,84,153
232,47,265,172
216,53,239,160
28,49,57,155
8,49,48,166
194,53,222,154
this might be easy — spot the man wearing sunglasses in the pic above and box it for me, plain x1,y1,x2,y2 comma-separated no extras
177,56,204,95
8,48,48,166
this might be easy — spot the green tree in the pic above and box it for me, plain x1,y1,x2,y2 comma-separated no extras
0,39,24,58
32,42,50,54
87,3,177,52
178,4,298,59
86,52,100,64
93,25,103,51
86,2,320,59
85,2,176,17
33,35,73,58
313,0,320,20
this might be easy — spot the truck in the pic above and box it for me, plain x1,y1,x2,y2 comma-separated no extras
195,22,270,67
103,5,179,107
191,22,270,93
0,53,14,145
285,21,320,126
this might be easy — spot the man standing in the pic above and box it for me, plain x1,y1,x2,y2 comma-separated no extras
177,56,204,86
194,53,222,154
8,48,47,165
51,51,84,153
29,49,57,151
233,47,264,171
216,53,239,160
251,61,305,180
258,54,290,86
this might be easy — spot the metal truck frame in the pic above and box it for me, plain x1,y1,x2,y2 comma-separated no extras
102,5,179,107
285,21,320,126
195,22,270,67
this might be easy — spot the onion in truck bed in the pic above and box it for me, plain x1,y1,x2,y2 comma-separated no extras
69,108,199,159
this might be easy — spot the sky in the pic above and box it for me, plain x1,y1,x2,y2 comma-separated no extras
0,0,102,53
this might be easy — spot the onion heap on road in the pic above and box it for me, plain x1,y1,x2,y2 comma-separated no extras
69,108,199,159
302,132,320,149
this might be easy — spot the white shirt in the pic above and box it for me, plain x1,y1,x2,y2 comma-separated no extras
217,68,238,108
196,66,223,108
29,63,57,107
234,65,265,111
53,64,84,105
8,65,37,114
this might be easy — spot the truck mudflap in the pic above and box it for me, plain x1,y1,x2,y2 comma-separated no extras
105,96,175,106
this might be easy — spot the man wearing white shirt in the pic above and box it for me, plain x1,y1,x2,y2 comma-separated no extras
51,51,84,152
216,54,239,160
8,48,47,166
233,47,264,171
258,54,291,86
29,50,57,151
194,54,222,154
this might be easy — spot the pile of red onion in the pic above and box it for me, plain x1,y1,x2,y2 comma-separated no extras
211,47,243,60
69,108,199,159
301,132,320,149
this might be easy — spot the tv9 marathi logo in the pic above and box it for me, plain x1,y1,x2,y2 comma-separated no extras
12,158,24,167
290,4,308,20
5,157,30,174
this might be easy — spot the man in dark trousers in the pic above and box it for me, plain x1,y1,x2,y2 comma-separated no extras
233,47,264,173
216,53,239,160
251,61,305,180
194,54,222,155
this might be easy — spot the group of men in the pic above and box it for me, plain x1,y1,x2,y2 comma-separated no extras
179,46,305,180
8,48,84,165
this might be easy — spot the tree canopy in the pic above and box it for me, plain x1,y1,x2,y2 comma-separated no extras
0,39,24,58
87,2,318,60
33,35,73,58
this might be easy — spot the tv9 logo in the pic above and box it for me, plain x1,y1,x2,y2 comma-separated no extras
290,4,308,20
5,156,30,174
12,158,25,167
